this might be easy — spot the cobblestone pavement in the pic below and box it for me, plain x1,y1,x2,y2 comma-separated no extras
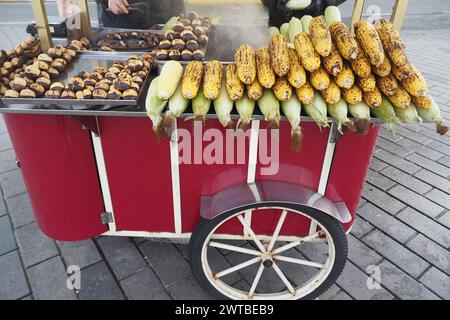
0,27,449,300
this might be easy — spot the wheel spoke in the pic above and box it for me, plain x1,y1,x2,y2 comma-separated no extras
237,215,266,252
248,262,265,297
272,262,296,294
215,257,261,279
209,241,261,256
275,255,325,269
267,210,288,252
272,232,321,255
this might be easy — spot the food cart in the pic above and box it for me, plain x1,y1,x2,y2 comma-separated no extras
0,0,412,300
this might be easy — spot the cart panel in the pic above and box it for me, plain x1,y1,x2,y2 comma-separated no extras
3,114,107,241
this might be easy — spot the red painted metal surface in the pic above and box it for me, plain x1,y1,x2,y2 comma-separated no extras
3,114,107,241
98,116,175,232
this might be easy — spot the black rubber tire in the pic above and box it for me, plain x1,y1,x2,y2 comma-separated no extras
189,203,348,300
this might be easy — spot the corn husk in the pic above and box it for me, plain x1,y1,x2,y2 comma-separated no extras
303,91,329,128
214,81,235,128
371,97,400,132
236,95,255,130
163,82,189,132
417,96,449,136
395,102,422,124
348,102,371,134
192,86,211,123
327,98,355,133
282,94,302,152
145,76,168,136
258,89,281,128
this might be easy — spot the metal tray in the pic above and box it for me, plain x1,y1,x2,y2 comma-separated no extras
2,51,155,108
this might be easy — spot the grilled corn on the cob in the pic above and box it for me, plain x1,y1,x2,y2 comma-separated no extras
256,47,276,88
203,60,223,100
225,64,244,101
269,34,290,76
235,44,257,84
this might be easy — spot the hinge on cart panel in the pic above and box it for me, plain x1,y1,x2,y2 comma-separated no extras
101,212,114,224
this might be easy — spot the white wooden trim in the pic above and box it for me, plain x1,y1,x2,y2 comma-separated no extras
170,120,183,235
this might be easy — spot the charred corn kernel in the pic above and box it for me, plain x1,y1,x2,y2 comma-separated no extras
378,74,398,96
203,60,223,100
351,43,372,78
329,21,358,61
412,95,432,110
388,86,411,109
358,74,376,92
293,32,321,72
256,47,276,88
321,79,341,104
272,77,292,102
247,77,264,101
269,34,290,76
310,66,330,91
295,81,315,104
363,86,382,108
342,84,362,104
309,16,332,57
181,61,203,99
375,19,408,67
373,56,392,77
392,61,414,81
334,64,355,89
402,68,428,98
235,44,256,85
322,43,343,76
354,21,385,67
225,64,244,101
287,48,307,88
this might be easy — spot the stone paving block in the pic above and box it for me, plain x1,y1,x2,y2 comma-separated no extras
333,291,353,300
381,166,433,195
406,153,450,178
361,183,405,215
121,268,170,300
369,157,389,172
0,149,16,174
96,236,147,280
376,137,412,157
388,185,445,219
27,256,77,300
437,155,450,168
397,138,443,161
365,169,396,191
336,261,394,300
378,260,440,300
0,215,16,255
347,235,383,269
414,169,450,194
0,117,6,134
140,241,191,287
397,207,450,248
406,234,450,275
394,126,433,145
318,284,341,300
0,251,29,300
419,267,450,300
0,133,12,152
438,212,450,229
15,222,58,268
378,129,403,143
374,150,420,175
358,203,416,243
0,169,26,199
428,140,450,157
167,275,213,300
0,197,6,217
5,192,35,229
362,230,430,278
56,239,102,270
20,295,33,300
425,188,450,211
78,261,124,300
350,217,373,239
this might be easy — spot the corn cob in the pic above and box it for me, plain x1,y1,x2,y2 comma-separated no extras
256,47,276,88
375,19,408,67
235,44,256,84
247,78,263,101
373,56,392,77
322,43,343,76
203,60,223,100
181,61,203,99
295,81,315,104
363,86,382,108
269,34,290,76
157,60,183,100
321,79,341,104
293,32,321,72
392,61,414,81
287,48,307,88
225,64,244,101
412,95,432,110
354,21,385,67
378,74,398,96
273,77,292,102
342,84,362,104
334,63,355,89
388,86,411,109
358,74,376,92
329,21,358,61
258,89,281,128
310,66,330,91
309,16,332,57
351,43,372,78
402,68,428,98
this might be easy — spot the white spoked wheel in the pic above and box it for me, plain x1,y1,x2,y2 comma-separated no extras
189,204,348,300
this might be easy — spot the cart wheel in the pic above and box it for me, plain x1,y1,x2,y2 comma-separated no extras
189,204,347,300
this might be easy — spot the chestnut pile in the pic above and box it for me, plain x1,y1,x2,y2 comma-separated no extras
95,31,161,51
